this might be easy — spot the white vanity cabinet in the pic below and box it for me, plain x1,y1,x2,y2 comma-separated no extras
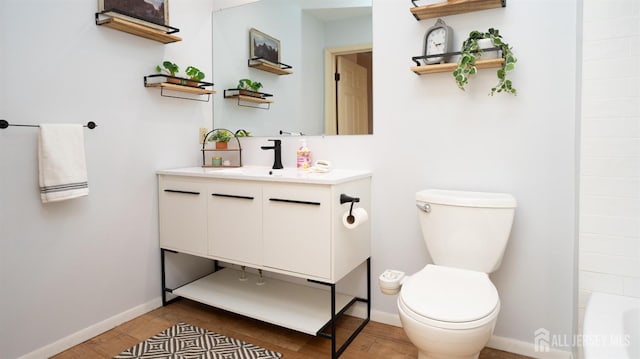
207,180,262,265
263,183,332,278
158,166,371,358
158,167,371,282
158,177,208,256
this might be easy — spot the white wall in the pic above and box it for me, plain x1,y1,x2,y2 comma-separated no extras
0,1,216,358
0,0,579,357
578,0,640,328
369,0,578,349
243,0,579,355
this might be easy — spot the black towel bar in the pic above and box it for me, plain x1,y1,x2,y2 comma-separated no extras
0,120,97,129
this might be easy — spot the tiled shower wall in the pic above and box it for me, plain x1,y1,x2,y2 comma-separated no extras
579,0,640,327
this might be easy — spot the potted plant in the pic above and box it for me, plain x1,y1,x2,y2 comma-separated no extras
185,66,205,87
452,28,517,95
237,79,263,98
208,129,233,149
156,61,181,84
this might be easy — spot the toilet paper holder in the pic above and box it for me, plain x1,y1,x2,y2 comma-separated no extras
340,193,360,217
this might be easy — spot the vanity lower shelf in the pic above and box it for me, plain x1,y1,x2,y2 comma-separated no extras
172,267,355,335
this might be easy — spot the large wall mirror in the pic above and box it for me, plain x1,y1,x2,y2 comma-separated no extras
212,0,373,136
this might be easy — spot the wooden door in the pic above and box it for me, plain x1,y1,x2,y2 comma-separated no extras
337,56,369,135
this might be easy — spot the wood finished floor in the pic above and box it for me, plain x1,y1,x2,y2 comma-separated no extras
52,298,531,359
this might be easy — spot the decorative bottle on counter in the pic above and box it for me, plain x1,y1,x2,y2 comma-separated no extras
296,139,311,169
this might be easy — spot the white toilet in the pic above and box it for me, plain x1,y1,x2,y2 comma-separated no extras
379,189,516,359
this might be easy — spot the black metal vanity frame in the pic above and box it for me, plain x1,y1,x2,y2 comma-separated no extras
310,256,371,359
160,250,371,359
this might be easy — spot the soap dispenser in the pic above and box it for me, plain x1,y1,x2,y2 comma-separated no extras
296,139,311,169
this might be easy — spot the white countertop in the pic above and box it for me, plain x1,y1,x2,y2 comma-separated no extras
157,166,372,185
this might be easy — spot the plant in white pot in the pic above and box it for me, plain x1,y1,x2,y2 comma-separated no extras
452,28,517,95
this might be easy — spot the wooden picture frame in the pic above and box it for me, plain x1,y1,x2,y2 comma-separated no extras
249,28,280,66
98,0,169,27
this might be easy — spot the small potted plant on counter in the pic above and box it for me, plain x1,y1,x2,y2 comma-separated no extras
208,129,233,149
452,28,517,96
237,78,263,98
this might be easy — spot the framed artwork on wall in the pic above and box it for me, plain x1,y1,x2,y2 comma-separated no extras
249,28,281,65
98,0,169,26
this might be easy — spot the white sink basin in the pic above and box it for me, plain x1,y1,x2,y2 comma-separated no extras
159,166,372,185
206,166,287,177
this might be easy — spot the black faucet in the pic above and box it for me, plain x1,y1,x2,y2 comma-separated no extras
260,139,283,169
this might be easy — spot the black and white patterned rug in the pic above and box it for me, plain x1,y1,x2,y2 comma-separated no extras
114,322,283,359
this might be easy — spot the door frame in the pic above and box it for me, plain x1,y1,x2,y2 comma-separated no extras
324,44,372,135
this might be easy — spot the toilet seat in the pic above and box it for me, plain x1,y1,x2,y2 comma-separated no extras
399,265,500,330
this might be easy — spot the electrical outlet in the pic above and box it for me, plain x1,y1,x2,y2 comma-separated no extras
199,128,209,144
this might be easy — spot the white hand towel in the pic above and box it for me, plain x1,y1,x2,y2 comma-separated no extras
38,124,89,203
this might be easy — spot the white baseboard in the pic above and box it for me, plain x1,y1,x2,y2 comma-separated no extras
344,302,403,327
18,297,162,359
371,309,402,327
488,335,573,359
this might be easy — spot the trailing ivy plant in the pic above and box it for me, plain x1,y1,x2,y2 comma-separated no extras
234,129,251,137
452,28,517,96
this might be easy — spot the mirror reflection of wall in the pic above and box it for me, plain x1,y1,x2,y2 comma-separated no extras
212,0,372,137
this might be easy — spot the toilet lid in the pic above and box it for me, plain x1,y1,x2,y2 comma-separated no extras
400,265,499,323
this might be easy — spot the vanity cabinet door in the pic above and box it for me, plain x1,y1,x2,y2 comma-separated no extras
208,180,262,265
158,177,208,256
263,183,332,279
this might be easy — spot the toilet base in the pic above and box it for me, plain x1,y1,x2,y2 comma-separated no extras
399,299,496,359
418,351,479,359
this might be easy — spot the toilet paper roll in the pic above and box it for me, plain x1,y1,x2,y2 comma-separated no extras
342,207,368,229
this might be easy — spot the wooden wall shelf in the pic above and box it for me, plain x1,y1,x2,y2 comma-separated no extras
228,95,273,104
410,0,506,20
224,89,273,102
411,58,504,75
224,89,273,109
144,75,215,101
146,82,215,95
248,58,293,75
95,11,182,44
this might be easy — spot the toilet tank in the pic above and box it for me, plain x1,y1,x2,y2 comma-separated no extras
416,189,517,273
